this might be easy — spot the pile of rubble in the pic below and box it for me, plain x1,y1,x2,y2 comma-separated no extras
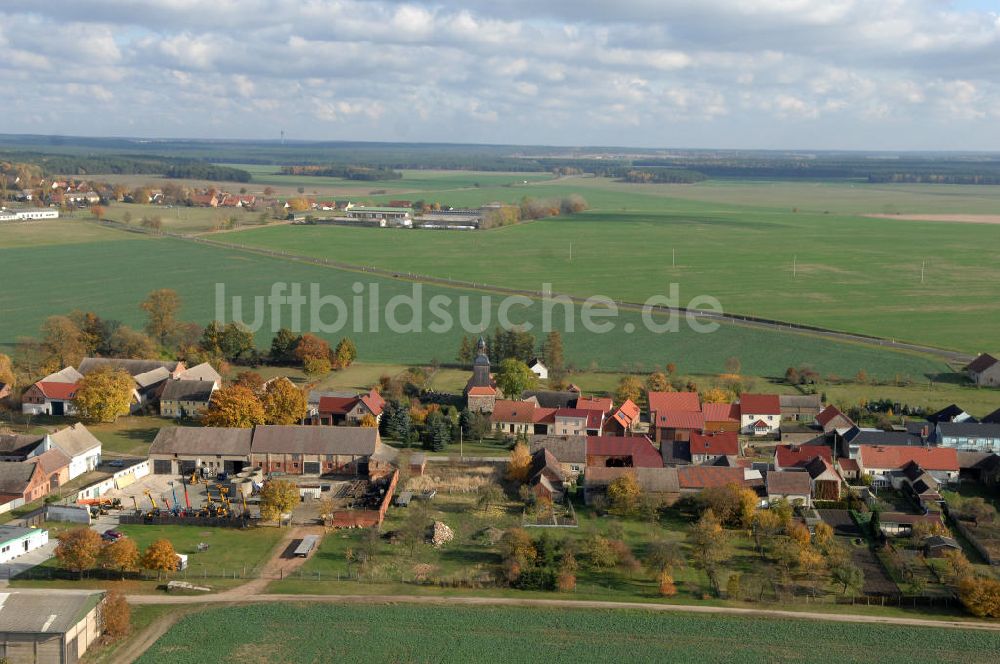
430,520,454,548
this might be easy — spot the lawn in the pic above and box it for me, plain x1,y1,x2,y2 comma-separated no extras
10,524,284,593
135,602,1000,664
0,221,949,378
230,177,1000,352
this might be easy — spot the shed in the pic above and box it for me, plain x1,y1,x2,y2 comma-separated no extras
409,453,427,477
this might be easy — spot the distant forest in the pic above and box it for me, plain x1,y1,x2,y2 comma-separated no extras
279,164,403,180
0,148,251,182
3,134,1000,184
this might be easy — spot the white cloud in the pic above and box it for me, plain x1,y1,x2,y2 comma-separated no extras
0,0,998,147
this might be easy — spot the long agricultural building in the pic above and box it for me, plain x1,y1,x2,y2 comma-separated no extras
149,425,397,479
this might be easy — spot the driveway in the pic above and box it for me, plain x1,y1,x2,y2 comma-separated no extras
0,512,120,586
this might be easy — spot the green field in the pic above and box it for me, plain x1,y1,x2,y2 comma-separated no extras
230,178,1000,353
136,603,1000,663
0,220,948,378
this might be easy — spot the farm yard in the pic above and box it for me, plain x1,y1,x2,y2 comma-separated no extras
0,219,949,379
134,602,1000,664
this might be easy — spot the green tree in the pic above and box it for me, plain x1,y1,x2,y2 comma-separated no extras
830,560,865,595
262,378,308,425
73,368,134,422
334,337,358,369
139,289,181,346
380,400,412,442
687,509,730,596
218,322,256,363
615,375,643,404
541,331,564,371
270,328,301,364
457,335,474,365
202,385,266,428
259,479,299,525
495,358,536,399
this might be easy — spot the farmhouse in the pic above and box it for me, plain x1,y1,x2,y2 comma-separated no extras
529,435,587,479
527,358,548,380
0,589,104,663
48,424,102,480
159,379,217,418
604,399,640,436
676,466,764,493
0,433,46,462
965,353,1000,387
79,357,184,410
491,399,540,436
648,391,701,443
765,471,813,507
0,462,50,513
739,394,781,436
527,449,566,502
773,443,833,471
688,432,740,465
309,388,385,425
587,435,662,468
837,425,928,459
21,367,83,416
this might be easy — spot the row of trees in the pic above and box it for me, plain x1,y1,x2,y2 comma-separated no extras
457,329,565,376
201,376,310,428
55,529,179,578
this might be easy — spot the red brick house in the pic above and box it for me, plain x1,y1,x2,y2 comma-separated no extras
689,431,740,464
0,462,51,512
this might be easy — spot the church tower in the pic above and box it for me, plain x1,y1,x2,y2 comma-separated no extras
471,336,490,387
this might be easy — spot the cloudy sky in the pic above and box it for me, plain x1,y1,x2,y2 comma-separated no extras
2,0,1000,150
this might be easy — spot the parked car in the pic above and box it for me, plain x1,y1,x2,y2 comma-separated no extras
102,529,124,542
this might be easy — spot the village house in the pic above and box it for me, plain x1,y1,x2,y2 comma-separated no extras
857,445,959,488
48,424,103,480
739,394,781,436
309,388,385,425
647,391,701,443
0,463,50,513
765,470,813,507
21,367,83,416
586,435,662,469
528,435,587,479
688,431,740,465
815,405,854,433
149,427,254,476
527,358,548,380
836,425,929,459
895,461,943,509
603,399,640,436
957,451,1000,486
527,449,566,502
773,443,833,471
344,206,412,227
159,380,217,418
965,353,1000,387
927,404,974,425
802,456,843,500
550,408,602,436
490,399,538,436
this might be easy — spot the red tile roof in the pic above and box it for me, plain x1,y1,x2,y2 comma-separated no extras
657,410,705,430
740,393,781,415
318,396,356,415
555,408,604,430
648,391,700,415
466,386,497,396
37,382,79,400
751,419,771,429
838,458,860,472
358,389,385,417
858,445,959,472
775,444,833,469
690,432,739,457
703,402,739,422
816,405,847,427
677,466,755,489
491,400,538,424
611,399,640,428
533,407,557,424
586,436,662,468
576,396,613,413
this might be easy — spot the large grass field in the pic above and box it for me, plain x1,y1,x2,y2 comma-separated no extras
135,602,1000,664
231,178,1000,352
0,220,948,378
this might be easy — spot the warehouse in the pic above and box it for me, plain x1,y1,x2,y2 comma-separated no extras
149,427,253,476
0,589,104,663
